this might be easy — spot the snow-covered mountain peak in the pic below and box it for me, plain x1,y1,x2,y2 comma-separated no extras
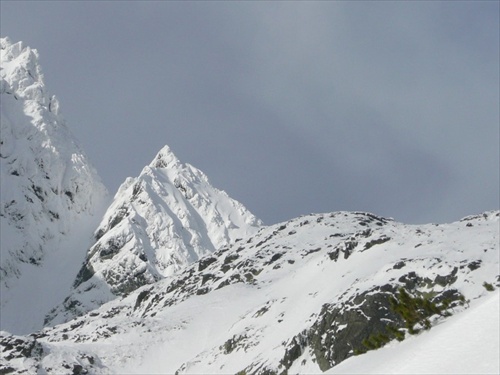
45,144,263,325
1,37,109,334
2,38,498,374
0,37,54,109
150,144,181,169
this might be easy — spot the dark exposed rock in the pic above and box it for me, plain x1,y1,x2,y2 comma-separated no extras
73,262,95,288
134,289,150,310
216,279,231,290
198,256,217,272
393,261,406,269
281,332,308,370
108,267,157,296
0,333,43,366
302,247,322,256
223,254,239,265
0,365,17,374
31,184,45,202
107,206,128,230
305,285,402,371
342,240,357,259
196,287,209,295
363,235,391,251
278,277,467,373
466,260,481,271
201,273,217,285
101,306,126,319
72,364,86,374
99,235,129,261
94,228,105,241
264,252,283,266
398,271,433,290
166,278,185,294
221,334,247,354
132,182,142,197
327,248,340,261
64,190,74,202
357,229,372,238
434,267,458,287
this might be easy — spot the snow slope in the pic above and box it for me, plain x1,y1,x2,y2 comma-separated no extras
1,211,498,374
0,37,109,334
45,144,263,326
328,290,499,374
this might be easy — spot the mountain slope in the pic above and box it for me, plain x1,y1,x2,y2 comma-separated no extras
45,145,263,326
0,37,109,334
2,211,498,374
1,38,498,375
327,290,499,374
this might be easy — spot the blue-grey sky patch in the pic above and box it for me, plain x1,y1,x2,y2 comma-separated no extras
1,1,498,225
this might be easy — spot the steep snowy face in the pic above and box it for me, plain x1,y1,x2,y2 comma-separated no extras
46,145,263,325
0,37,109,332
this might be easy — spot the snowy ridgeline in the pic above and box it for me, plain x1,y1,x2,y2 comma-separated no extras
0,37,499,375
1,211,499,374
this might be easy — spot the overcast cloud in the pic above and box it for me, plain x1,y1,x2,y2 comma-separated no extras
1,1,498,225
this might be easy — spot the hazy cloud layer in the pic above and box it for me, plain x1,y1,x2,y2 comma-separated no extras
1,1,498,224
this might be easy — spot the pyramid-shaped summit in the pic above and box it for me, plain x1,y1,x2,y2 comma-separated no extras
150,145,181,168
46,145,263,325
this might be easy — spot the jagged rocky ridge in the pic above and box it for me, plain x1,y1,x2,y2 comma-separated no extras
2,211,498,374
0,37,109,333
44,145,263,326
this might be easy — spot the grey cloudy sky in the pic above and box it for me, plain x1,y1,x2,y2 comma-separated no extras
1,1,499,225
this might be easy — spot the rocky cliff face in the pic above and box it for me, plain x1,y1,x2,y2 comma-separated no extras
0,37,109,333
45,145,263,326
